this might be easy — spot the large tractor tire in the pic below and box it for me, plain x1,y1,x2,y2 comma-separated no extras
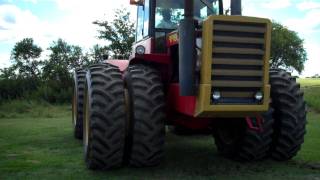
213,109,274,161
125,64,166,167
269,69,307,160
72,68,86,139
83,64,126,170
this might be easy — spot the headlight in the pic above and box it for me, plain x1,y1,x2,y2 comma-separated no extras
255,92,263,101
136,45,145,55
212,91,221,100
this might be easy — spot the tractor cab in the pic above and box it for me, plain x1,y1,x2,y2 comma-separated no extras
132,0,223,53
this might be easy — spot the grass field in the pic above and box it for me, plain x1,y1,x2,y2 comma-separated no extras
0,79,320,179
299,78,320,112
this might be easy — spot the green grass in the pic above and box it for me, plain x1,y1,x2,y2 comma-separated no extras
298,78,320,112
0,100,62,119
0,104,320,179
298,78,320,88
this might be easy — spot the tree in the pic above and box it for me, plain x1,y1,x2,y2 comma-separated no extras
43,39,86,75
42,39,88,84
93,9,135,59
11,38,43,78
89,44,109,64
0,67,16,80
271,22,307,74
39,39,89,102
312,74,320,78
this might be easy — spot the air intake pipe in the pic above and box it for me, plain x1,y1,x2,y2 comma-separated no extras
231,0,242,15
179,0,196,96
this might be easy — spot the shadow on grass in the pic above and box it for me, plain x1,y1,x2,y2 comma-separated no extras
87,133,317,179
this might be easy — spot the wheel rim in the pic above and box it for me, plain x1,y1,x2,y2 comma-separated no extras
83,84,90,155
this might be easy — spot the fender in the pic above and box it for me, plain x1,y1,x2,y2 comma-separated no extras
104,60,129,72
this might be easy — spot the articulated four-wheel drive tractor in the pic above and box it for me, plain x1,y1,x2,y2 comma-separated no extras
72,0,307,170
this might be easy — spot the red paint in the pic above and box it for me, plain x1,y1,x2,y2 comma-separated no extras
105,60,129,72
167,83,196,116
245,116,264,132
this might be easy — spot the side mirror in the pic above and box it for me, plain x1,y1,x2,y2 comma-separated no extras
130,0,144,6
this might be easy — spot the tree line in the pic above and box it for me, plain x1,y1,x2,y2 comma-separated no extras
0,38,109,103
0,8,307,104
0,9,134,103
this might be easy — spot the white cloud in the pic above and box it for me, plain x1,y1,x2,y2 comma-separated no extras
0,4,50,44
46,0,136,53
0,53,11,68
297,1,320,11
0,1,137,68
0,4,46,67
53,0,136,21
23,0,37,4
284,9,320,34
284,9,320,76
262,0,292,9
302,42,320,77
243,0,273,18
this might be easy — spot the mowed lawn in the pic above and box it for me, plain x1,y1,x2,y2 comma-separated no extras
0,79,320,180
299,78,320,112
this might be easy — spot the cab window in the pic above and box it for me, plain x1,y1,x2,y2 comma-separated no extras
136,6,144,41
136,0,150,41
155,0,220,29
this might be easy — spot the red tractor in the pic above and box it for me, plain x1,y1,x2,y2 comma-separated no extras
72,0,307,170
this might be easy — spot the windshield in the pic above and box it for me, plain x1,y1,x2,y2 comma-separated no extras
155,0,220,29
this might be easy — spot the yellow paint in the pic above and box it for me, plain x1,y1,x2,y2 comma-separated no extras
195,15,272,118
168,33,178,45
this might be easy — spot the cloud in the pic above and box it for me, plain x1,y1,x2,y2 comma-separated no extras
302,42,320,77
3,13,15,24
0,4,45,45
0,1,136,48
53,0,136,19
0,4,44,67
0,1,137,68
262,0,292,9
284,9,320,34
297,1,320,11
24,0,37,3
0,53,11,68
45,1,134,51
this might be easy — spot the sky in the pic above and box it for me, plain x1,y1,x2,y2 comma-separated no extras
0,0,319,77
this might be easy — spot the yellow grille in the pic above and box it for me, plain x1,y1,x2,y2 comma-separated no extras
211,20,267,104
195,16,272,118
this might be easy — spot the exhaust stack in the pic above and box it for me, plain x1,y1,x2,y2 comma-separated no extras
179,0,196,96
231,0,242,15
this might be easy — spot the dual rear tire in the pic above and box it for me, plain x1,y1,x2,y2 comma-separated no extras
80,63,165,170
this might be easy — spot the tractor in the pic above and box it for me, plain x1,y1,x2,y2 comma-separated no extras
72,0,307,170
